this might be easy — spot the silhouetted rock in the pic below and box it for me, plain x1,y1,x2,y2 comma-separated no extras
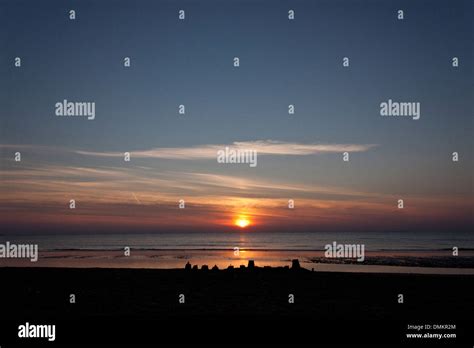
185,262,192,271
192,265,198,271
248,260,255,269
291,259,301,270
227,265,234,270
212,265,219,271
201,265,209,271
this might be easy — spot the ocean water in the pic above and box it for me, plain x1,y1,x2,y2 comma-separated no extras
2,232,473,273
1,231,473,251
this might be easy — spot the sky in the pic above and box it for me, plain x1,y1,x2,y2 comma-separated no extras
0,0,472,234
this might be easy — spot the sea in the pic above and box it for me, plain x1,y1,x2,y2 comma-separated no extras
1,231,473,274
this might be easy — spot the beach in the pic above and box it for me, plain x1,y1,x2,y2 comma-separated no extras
2,266,473,319
0,266,473,344
1,249,474,275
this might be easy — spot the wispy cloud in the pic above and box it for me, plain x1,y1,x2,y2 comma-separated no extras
1,162,470,233
75,140,376,159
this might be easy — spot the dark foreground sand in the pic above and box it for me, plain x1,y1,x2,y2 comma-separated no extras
1,266,473,320
1,266,473,344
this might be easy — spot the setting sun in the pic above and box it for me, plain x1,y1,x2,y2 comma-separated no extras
235,217,251,228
